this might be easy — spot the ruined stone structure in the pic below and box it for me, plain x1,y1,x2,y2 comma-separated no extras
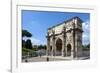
46,16,83,59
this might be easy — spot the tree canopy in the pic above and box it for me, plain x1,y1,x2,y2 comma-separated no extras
38,45,47,50
22,29,33,49
22,30,32,37
22,40,25,48
25,39,32,49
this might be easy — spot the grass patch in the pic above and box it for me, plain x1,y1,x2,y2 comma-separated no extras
22,48,38,57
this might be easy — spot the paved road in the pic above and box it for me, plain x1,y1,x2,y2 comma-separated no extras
22,56,89,63
22,56,71,62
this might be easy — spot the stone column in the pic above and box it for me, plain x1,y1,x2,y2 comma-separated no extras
71,38,74,59
52,30,56,56
71,23,76,59
71,29,75,59
62,26,66,57
75,31,78,58
47,32,50,56
47,37,50,56
62,42,64,56
51,40,53,56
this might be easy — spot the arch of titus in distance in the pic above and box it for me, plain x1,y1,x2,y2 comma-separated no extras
46,16,83,59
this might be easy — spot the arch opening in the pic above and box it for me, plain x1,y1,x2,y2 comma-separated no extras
56,38,62,56
67,44,71,56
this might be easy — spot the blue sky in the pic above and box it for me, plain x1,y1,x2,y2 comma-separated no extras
22,10,90,45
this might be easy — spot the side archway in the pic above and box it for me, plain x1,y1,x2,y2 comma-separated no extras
67,44,71,56
56,38,62,56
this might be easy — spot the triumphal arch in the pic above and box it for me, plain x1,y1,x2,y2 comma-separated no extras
46,16,83,59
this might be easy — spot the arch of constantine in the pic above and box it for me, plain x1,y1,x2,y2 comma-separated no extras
46,16,83,59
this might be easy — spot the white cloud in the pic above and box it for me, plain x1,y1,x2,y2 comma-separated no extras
23,37,46,45
31,38,40,45
82,20,90,45
30,37,46,45
83,34,88,38
82,21,90,32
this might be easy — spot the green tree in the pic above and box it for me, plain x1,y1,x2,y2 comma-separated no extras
25,39,32,49
43,45,47,50
22,40,25,48
22,29,33,49
38,45,43,49
38,45,47,50
22,30,32,37
82,43,90,51
87,44,90,48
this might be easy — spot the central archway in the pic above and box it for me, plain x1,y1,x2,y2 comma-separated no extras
56,38,62,56
67,44,71,56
